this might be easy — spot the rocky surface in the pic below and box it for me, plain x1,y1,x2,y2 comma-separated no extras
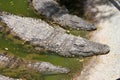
30,0,96,31
0,53,69,74
0,12,110,57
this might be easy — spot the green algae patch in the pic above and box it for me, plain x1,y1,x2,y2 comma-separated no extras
0,33,83,79
66,29,89,38
0,0,39,17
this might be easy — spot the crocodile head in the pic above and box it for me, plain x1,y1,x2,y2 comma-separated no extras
68,38,110,57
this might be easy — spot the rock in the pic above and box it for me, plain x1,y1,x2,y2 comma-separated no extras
0,12,110,57
0,53,69,74
30,0,96,31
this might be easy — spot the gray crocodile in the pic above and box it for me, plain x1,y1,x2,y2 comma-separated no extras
0,12,110,57
0,53,69,74
29,0,96,31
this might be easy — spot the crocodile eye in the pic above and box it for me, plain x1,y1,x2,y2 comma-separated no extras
74,43,85,47
79,45,85,47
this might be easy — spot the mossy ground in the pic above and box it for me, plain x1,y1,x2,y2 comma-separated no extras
0,0,89,80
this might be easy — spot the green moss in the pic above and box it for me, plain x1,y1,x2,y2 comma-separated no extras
66,29,89,38
0,0,39,17
0,66,42,80
0,33,34,58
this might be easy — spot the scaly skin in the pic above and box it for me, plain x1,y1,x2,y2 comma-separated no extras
0,12,110,57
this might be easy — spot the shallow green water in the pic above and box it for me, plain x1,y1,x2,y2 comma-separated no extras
0,0,84,80
0,0,39,17
0,27,83,80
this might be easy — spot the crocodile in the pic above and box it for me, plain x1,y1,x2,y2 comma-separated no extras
0,52,69,74
29,0,97,31
0,12,110,57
